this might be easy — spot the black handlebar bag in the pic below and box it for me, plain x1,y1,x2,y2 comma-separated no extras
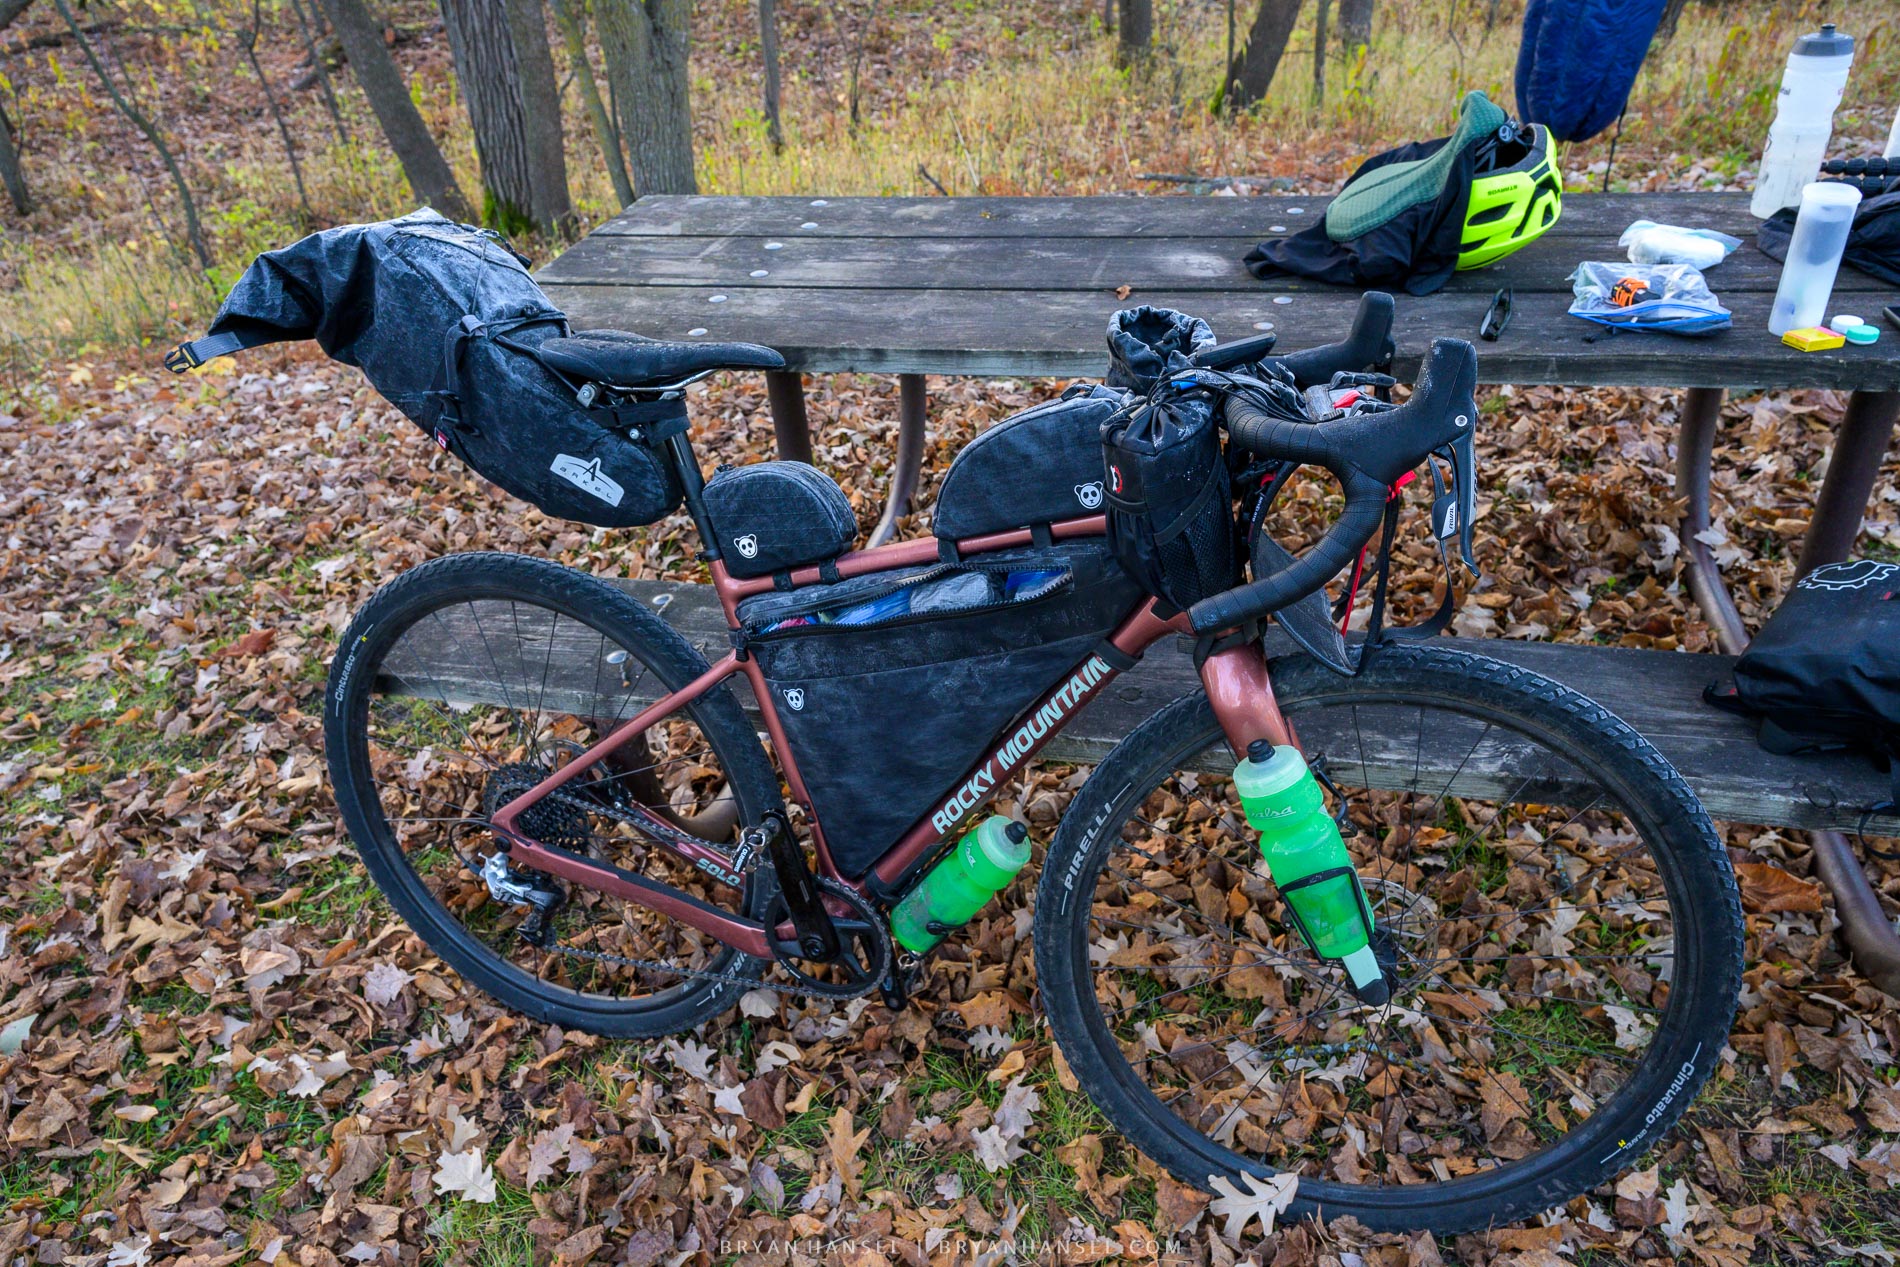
165,209,682,528
1101,389,1239,614
1708,559,1900,812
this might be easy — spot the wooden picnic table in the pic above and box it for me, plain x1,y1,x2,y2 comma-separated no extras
535,190,1900,989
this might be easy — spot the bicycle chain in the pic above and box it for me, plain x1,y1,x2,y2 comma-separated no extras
500,792,886,1000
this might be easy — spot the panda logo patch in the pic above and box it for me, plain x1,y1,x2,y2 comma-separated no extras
734,534,760,560
1075,480,1104,510
783,688,806,711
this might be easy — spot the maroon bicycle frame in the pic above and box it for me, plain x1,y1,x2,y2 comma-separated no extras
490,517,1297,960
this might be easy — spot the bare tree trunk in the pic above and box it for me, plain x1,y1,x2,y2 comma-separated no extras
842,0,877,132
1226,0,1301,109
0,97,28,214
548,0,633,207
319,0,472,219
440,0,572,235
1101,0,1113,33
51,0,210,267
286,0,349,142
0,0,34,31
240,0,314,219
596,0,696,196
758,0,782,152
1116,0,1150,68
1655,0,1688,43
1336,0,1371,53
506,0,572,233
1311,0,1327,104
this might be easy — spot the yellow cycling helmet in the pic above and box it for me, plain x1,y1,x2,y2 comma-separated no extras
1458,122,1562,270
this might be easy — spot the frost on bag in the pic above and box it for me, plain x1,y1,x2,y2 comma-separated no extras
165,209,683,529
1567,261,1732,336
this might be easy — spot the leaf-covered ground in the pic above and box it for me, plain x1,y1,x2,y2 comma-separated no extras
0,336,1897,1265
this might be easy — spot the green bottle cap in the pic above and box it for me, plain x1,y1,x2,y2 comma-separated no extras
1845,323,1880,345
962,817,1031,888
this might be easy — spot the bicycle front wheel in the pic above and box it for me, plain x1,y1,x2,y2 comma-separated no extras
1036,643,1742,1236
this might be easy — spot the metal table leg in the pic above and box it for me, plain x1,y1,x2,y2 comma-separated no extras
1676,387,1748,654
868,373,928,547
764,370,814,466
1796,389,1899,576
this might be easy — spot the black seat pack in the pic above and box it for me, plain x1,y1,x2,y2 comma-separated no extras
164,209,692,529
1709,558,1900,810
701,461,858,579
932,385,1126,541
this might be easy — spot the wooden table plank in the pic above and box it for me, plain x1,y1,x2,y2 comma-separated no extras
585,193,1758,240
542,281,1900,390
540,229,1869,297
390,576,1897,837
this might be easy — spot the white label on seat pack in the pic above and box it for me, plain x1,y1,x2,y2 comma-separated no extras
550,454,625,507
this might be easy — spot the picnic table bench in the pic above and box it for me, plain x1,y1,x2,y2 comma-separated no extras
528,190,1900,984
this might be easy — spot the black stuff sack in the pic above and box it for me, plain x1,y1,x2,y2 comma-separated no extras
1102,389,1239,615
737,541,1145,876
932,385,1127,541
1707,559,1900,810
164,209,683,528
1106,307,1215,391
701,461,858,579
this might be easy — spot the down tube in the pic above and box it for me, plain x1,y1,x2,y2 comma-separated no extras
870,603,1182,887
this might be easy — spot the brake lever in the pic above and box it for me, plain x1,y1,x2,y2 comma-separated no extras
1428,424,1479,576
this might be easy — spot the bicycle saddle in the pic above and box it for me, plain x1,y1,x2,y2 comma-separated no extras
1323,90,1508,242
538,330,785,386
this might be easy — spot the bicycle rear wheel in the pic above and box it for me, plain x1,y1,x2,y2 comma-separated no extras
324,552,783,1037
1036,643,1742,1236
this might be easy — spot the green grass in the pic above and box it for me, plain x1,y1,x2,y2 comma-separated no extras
426,1180,541,1267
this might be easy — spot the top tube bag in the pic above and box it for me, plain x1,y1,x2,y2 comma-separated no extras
736,540,1146,877
165,209,684,528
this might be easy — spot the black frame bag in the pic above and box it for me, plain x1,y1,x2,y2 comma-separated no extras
1708,558,1900,814
736,540,1145,876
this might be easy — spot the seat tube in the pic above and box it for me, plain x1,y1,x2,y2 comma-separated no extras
1199,643,1299,757
666,432,721,558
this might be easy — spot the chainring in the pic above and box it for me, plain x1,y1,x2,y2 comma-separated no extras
763,878,892,1000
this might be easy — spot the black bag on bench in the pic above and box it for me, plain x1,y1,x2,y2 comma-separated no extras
1707,559,1900,815
165,209,683,529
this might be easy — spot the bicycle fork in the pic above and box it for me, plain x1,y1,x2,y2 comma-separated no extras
1201,643,1390,1003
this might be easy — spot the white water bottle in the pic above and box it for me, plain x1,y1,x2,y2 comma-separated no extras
1767,182,1862,336
1885,103,1900,159
1751,24,1855,218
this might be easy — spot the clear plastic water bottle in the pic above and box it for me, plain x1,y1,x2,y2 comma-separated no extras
1768,181,1862,336
1233,741,1386,1002
891,817,1031,953
1751,24,1856,218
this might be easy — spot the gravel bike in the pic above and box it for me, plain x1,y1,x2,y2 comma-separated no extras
323,297,1743,1234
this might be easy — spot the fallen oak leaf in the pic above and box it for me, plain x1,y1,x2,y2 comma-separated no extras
1206,1171,1298,1242
432,1148,497,1203
828,1107,871,1196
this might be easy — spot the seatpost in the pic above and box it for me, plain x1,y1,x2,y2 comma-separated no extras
666,431,722,561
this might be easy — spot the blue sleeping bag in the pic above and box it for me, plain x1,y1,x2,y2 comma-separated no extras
1515,0,1669,143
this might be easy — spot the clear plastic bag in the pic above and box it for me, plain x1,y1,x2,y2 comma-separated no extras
1567,261,1733,336
1618,220,1742,268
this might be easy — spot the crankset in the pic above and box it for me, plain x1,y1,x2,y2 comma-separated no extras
763,877,892,1000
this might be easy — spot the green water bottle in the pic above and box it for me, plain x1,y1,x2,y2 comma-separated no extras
891,817,1032,953
1233,740,1388,1004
